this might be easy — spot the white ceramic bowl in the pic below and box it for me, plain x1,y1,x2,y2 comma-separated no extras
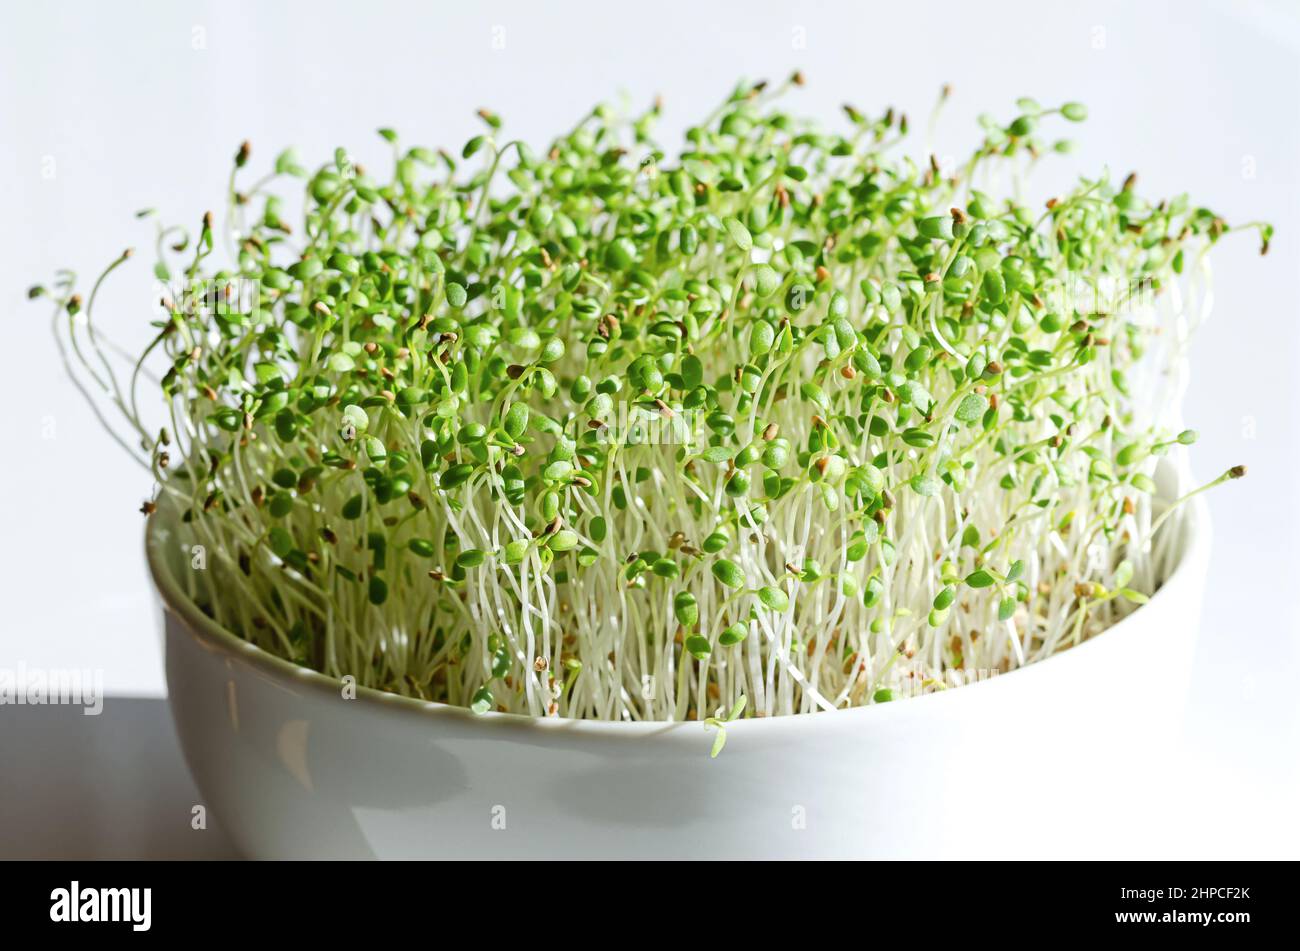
150,483,1209,859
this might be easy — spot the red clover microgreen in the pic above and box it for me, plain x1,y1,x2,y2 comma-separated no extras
36,76,1266,726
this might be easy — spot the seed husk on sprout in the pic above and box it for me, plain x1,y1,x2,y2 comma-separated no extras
37,76,1266,734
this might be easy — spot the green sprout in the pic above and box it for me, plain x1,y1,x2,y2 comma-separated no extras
36,76,1265,725
704,695,748,758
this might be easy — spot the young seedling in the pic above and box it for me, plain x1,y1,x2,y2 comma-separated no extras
36,76,1264,727
704,695,749,758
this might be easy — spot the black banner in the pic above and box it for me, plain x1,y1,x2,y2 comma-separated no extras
4,861,1284,938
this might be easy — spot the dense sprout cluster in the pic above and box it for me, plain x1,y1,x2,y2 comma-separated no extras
39,76,1264,723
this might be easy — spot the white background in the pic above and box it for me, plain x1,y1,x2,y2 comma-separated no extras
1,0,1297,856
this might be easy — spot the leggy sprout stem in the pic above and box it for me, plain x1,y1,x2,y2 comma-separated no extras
1148,465,1246,544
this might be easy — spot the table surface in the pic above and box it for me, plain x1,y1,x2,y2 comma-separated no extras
0,698,238,860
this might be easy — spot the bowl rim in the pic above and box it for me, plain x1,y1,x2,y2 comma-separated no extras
147,486,1209,736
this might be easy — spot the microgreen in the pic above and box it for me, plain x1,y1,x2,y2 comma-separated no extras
39,76,1264,726
704,694,748,758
